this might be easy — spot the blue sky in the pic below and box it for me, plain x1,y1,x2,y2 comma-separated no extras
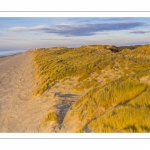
0,17,150,51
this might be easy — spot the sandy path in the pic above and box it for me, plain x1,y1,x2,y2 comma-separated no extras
0,52,53,132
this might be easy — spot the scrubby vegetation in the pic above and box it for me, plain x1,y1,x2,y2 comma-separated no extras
33,44,150,132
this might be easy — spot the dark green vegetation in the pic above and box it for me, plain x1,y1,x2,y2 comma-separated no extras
33,44,150,132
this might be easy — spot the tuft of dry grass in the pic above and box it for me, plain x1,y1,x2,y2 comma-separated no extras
45,111,57,122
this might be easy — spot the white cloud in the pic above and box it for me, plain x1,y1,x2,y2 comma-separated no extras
9,25,48,31
9,26,29,31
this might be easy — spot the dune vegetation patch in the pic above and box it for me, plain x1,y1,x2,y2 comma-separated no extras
88,103,150,132
32,44,150,132
64,76,148,131
33,46,115,95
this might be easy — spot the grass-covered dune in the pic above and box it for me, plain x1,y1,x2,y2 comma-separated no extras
32,44,150,132
33,45,113,95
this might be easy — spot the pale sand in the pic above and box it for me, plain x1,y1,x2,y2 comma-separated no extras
0,52,55,132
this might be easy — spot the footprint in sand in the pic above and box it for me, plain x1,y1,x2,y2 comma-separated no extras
18,93,29,101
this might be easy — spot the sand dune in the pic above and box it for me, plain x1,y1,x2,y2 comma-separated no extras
1,45,150,133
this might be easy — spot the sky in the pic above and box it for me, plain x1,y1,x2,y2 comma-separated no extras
0,17,150,51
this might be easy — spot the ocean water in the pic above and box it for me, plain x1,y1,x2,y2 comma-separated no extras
0,50,27,57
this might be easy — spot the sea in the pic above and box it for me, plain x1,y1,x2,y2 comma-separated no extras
0,50,27,57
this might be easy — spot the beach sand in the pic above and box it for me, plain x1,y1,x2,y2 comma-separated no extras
0,52,55,132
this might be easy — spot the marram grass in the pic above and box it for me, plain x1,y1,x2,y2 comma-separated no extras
32,44,150,132
68,77,148,131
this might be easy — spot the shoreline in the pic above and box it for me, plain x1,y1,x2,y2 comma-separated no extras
0,52,24,58
0,50,27,58
0,52,28,65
